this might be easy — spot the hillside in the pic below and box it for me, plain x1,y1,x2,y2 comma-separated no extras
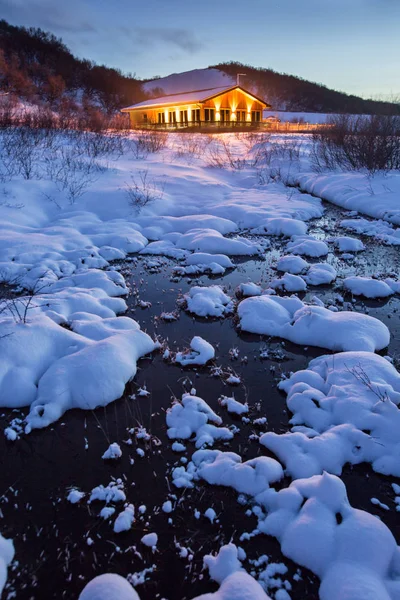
145,63,400,116
0,19,147,112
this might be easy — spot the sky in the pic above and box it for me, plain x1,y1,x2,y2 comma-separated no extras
1,0,399,98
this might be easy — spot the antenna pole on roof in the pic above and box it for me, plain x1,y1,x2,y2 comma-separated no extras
237,73,246,87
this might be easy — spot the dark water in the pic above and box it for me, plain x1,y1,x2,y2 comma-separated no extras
1,202,400,599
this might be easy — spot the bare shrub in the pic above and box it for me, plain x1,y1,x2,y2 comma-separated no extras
173,133,212,160
0,126,43,180
44,145,102,204
206,138,248,170
0,277,48,324
254,138,303,184
125,169,165,211
312,114,400,174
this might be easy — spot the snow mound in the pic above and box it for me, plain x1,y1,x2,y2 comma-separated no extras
257,472,400,600
175,336,215,366
344,276,394,298
185,285,233,318
0,302,155,430
276,255,309,274
238,295,389,352
114,504,135,533
194,543,271,599
141,533,158,548
174,252,235,276
286,235,329,257
192,449,283,495
185,253,234,269
261,351,400,477
329,236,365,252
303,263,337,286
203,543,243,584
102,442,122,460
271,273,307,292
191,571,271,600
220,395,248,415
175,228,261,256
79,573,140,600
42,269,128,297
238,282,262,297
251,217,307,237
167,393,233,448
0,532,14,596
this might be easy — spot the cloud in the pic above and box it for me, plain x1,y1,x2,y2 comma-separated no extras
131,27,204,54
0,0,96,34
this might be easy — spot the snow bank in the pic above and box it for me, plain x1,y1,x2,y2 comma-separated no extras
257,472,400,600
0,532,14,596
79,573,140,600
261,351,400,477
297,171,400,226
238,295,389,352
185,286,233,318
167,393,233,449
344,276,394,298
175,336,215,366
286,235,329,257
341,218,400,245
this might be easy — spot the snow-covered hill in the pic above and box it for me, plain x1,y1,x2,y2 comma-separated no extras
143,68,235,95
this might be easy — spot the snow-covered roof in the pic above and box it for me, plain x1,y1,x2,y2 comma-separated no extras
121,85,269,111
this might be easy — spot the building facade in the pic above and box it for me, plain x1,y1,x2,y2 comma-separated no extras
121,85,270,129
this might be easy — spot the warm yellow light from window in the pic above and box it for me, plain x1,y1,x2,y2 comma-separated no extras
231,112,236,120
216,111,220,121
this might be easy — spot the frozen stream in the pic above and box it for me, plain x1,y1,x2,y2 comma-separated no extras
1,201,400,599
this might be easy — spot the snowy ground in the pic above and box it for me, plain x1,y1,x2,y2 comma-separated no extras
1,130,400,599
